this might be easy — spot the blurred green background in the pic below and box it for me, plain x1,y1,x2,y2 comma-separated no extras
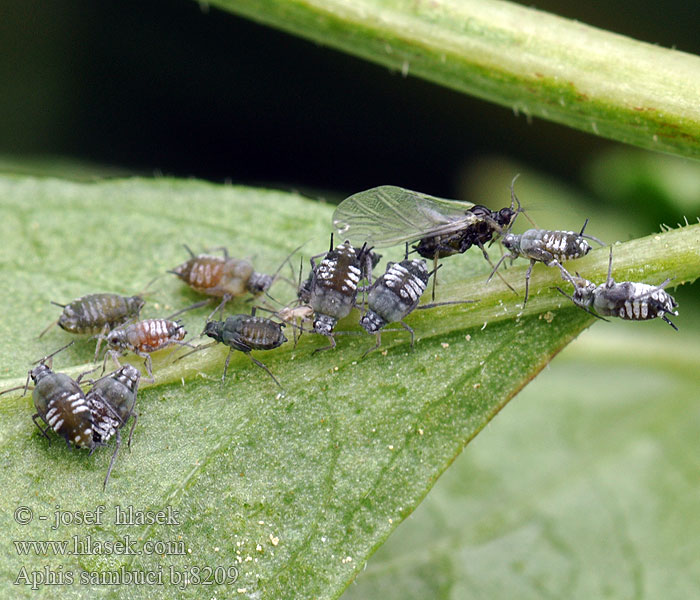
2,1,700,597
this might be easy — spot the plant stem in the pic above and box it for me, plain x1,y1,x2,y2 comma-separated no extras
210,0,700,159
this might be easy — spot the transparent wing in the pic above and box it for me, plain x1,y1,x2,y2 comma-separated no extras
332,186,477,248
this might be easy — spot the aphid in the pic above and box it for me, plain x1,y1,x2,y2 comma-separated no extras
333,185,515,255
169,245,275,317
180,310,287,389
104,318,188,382
332,183,518,297
359,251,477,356
40,293,146,359
298,246,381,304
488,181,604,305
0,343,97,451
557,247,679,329
308,236,370,351
87,365,140,489
360,257,431,355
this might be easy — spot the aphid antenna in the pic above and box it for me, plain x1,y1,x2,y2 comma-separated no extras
32,341,75,367
577,218,605,246
136,274,163,299
0,341,79,397
508,174,537,229
175,340,219,363
417,299,478,310
426,263,443,278
38,318,60,339
269,241,309,289
554,286,609,322
164,299,211,320
206,295,232,323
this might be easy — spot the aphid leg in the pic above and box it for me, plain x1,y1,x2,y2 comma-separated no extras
221,348,235,382
554,286,609,322
312,334,337,354
103,430,122,491
102,349,123,376
522,260,536,306
662,313,679,331
32,413,53,443
399,320,415,349
248,354,283,391
141,355,155,384
93,323,110,362
362,332,382,359
476,241,517,294
430,255,439,301
204,245,230,259
183,244,196,259
127,412,138,449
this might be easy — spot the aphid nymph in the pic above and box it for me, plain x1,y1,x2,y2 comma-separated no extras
179,309,287,390
105,318,189,382
308,235,369,351
557,247,679,329
359,256,431,355
87,364,140,489
2,343,98,451
40,293,146,359
488,179,604,305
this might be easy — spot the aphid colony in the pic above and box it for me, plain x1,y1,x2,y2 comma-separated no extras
2,176,680,489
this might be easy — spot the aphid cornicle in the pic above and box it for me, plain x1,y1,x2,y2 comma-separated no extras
558,247,679,329
87,364,140,489
180,310,287,389
308,236,369,351
360,257,431,356
488,180,603,305
105,318,188,382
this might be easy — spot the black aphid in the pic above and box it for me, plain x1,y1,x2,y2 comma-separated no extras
308,235,371,351
557,247,679,329
0,343,97,451
488,179,604,305
179,309,287,390
87,364,140,489
332,181,519,298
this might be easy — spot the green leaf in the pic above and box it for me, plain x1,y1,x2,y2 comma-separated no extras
0,175,697,599
208,0,700,160
342,327,700,599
